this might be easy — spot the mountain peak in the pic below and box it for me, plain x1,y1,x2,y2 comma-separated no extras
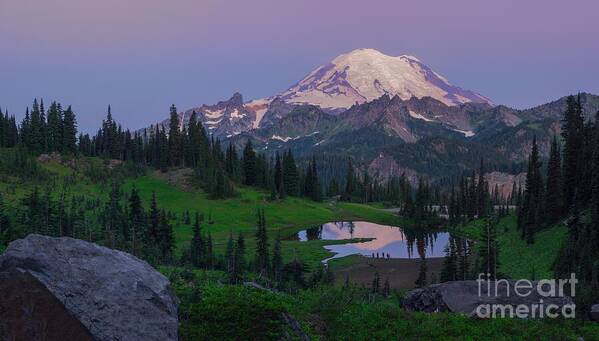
279,48,492,109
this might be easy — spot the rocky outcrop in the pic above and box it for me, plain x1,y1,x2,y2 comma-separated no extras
403,280,574,318
0,234,179,341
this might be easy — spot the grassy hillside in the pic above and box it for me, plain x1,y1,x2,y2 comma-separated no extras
119,173,402,269
0,155,400,270
168,268,599,341
454,215,566,279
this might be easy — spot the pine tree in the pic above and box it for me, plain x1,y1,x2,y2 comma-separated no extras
274,153,284,198
233,233,246,282
128,186,145,255
283,150,298,196
440,237,458,282
62,106,77,154
46,102,63,152
561,95,584,213
476,159,488,218
520,135,544,243
242,140,257,186
414,258,428,288
102,182,124,248
343,158,355,201
148,192,160,247
189,212,205,267
254,209,269,276
271,235,283,283
479,218,499,280
158,210,174,262
545,135,563,225
168,104,182,167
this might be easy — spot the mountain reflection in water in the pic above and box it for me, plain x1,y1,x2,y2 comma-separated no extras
296,221,450,262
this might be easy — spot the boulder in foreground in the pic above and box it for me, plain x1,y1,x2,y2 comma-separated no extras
403,280,574,318
0,234,179,341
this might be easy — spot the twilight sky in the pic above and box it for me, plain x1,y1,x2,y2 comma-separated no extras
1,0,598,133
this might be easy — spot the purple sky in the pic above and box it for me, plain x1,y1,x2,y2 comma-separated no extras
1,0,598,133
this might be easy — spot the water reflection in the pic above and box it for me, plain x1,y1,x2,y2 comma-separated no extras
296,221,450,262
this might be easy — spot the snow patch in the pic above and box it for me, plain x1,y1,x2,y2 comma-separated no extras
452,128,475,137
271,135,292,142
408,110,434,122
204,109,224,119
245,98,271,129
229,109,246,119
205,118,223,125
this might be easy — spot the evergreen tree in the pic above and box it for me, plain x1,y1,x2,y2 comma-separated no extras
561,95,584,213
254,209,269,276
189,212,205,267
545,135,563,225
102,183,124,248
522,136,544,243
62,106,77,154
282,150,298,196
479,218,499,280
274,153,284,198
158,210,174,262
242,140,257,186
233,233,246,282
414,258,428,288
168,104,182,167
128,186,145,255
440,237,458,282
271,234,283,283
343,158,355,201
148,192,160,247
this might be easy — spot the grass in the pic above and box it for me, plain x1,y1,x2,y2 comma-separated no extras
0,155,401,270
168,268,599,341
119,174,402,270
453,215,567,279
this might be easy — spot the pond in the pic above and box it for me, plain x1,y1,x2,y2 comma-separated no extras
293,221,451,263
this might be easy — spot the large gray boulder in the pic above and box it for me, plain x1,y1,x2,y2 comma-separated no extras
404,280,574,318
0,234,179,341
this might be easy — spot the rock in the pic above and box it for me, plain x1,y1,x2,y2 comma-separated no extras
0,234,179,341
591,304,599,322
403,280,574,318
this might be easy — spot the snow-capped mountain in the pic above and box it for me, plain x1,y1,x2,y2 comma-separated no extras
277,48,493,110
149,48,494,138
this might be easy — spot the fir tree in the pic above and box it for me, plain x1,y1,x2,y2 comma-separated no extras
62,106,77,154
254,209,269,276
168,104,182,167
283,150,299,196
242,140,257,186
128,186,145,255
189,212,205,267
561,95,584,213
158,210,174,262
271,235,283,283
545,135,563,225
479,218,499,280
